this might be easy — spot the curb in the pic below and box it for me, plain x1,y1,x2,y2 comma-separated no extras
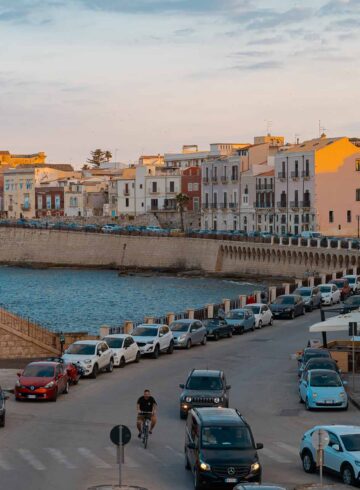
348,391,360,410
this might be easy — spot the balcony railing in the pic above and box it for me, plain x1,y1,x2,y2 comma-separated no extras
301,171,311,179
211,176,218,183
256,184,274,190
301,201,311,209
210,203,218,209
290,201,299,209
277,201,287,208
255,202,273,209
220,203,228,210
202,203,210,210
291,172,300,180
21,204,31,211
220,176,228,184
228,202,238,209
148,189,159,194
202,177,209,184
166,188,177,194
231,176,239,183
277,172,286,180
123,190,130,196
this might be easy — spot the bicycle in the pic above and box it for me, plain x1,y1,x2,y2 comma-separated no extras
139,412,152,449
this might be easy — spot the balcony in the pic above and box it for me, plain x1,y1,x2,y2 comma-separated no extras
228,202,238,209
202,177,209,184
166,188,177,194
148,188,159,194
301,171,311,180
277,172,286,180
256,184,273,191
210,203,218,209
231,176,239,183
277,201,287,209
291,172,300,181
290,201,300,210
162,205,177,211
211,176,218,183
220,203,228,210
147,206,159,212
301,201,311,210
255,202,273,209
202,203,210,210
21,204,31,211
220,176,228,184
123,190,130,196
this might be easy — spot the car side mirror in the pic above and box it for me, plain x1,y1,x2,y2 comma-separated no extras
187,442,196,450
256,443,264,450
179,384,185,389
159,333,164,337
226,385,231,390
98,351,102,356
332,444,340,452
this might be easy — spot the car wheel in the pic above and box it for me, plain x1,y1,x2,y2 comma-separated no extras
186,339,192,350
180,410,187,420
194,468,204,490
107,359,114,372
302,451,316,473
309,304,313,312
91,364,99,379
185,452,190,470
119,357,126,368
227,329,233,338
258,320,263,329
0,414,5,427
63,381,70,394
239,326,245,335
152,344,160,359
214,332,219,341
50,389,58,402
269,317,273,326
201,335,207,346
135,351,141,363
167,341,174,354
305,397,311,411
290,310,295,320
301,307,305,315
341,464,355,486
343,402,349,411
251,323,255,332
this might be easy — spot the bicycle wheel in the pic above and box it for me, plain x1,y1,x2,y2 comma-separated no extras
142,423,149,449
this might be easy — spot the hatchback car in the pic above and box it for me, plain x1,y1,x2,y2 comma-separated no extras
244,303,273,328
185,408,263,488
329,279,351,300
319,284,341,305
0,387,8,427
15,361,69,402
204,318,233,340
131,324,174,358
170,320,207,349
300,425,360,485
293,287,322,311
63,340,114,378
179,369,231,419
225,309,255,334
340,295,360,313
103,334,140,366
270,294,305,319
300,358,340,380
297,348,331,377
299,369,348,410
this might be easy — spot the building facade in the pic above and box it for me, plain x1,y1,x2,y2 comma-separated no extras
181,167,201,211
36,187,64,217
0,151,46,167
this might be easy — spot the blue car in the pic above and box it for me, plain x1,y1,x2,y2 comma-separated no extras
299,369,348,410
225,308,255,334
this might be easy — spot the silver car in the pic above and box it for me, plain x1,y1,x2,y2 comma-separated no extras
170,320,207,349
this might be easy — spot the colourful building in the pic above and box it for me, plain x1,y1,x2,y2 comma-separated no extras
181,167,201,211
0,151,46,167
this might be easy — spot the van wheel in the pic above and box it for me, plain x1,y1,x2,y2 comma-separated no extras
194,468,204,489
302,451,316,473
341,464,355,486
185,452,190,470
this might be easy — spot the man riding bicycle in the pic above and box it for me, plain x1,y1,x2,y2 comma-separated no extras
137,389,157,438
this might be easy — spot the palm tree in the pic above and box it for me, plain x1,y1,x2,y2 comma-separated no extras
176,193,190,232
105,150,112,162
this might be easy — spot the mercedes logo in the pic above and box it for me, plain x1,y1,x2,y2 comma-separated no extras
227,467,236,476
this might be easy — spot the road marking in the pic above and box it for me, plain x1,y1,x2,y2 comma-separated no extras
105,446,140,468
0,454,12,470
165,445,183,458
261,447,292,464
275,442,300,457
18,449,46,470
77,448,112,468
142,451,164,465
46,448,76,469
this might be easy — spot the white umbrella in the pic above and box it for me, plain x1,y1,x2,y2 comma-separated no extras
309,310,360,333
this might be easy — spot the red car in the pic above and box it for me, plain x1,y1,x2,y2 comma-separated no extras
330,278,351,300
15,361,69,402
45,357,82,385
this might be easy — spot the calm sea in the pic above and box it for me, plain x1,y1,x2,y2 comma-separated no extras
0,267,263,334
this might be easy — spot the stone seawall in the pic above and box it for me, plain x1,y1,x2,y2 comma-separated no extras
0,228,359,278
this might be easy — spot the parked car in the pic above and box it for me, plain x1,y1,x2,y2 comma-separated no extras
300,231,322,239
300,425,360,485
297,348,331,377
319,284,341,305
102,223,121,233
62,340,114,378
131,324,174,358
225,308,256,334
170,319,207,349
185,408,263,488
103,334,140,366
300,357,340,380
329,279,351,300
204,318,233,340
234,485,286,490
45,357,82,385
293,287,322,311
343,274,360,294
340,295,360,313
270,294,305,319
0,387,8,427
179,369,231,419
244,303,273,328
15,361,70,402
299,369,348,410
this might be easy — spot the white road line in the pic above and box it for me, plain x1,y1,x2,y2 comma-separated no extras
18,449,46,470
46,448,76,469
165,445,183,458
77,448,111,468
275,442,300,457
0,454,12,470
261,447,292,464
143,451,164,465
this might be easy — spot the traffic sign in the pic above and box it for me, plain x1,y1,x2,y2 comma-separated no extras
110,425,131,447
311,428,329,449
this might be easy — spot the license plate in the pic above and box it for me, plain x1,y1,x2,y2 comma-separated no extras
28,395,36,399
225,478,237,483
324,400,334,404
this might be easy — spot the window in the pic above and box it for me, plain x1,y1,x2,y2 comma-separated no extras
205,193,209,206
26,179,32,190
356,189,360,201
347,210,352,223
125,198,129,207
356,159,360,171
37,195,43,209
282,161,286,177
152,181,157,193
233,191,237,204
70,197,78,207
223,192,227,207
188,183,193,192
169,181,175,193
295,161,299,177
213,193,217,207
329,210,334,223
125,183,129,194
55,195,61,209
294,190,298,206
46,195,52,209
23,194,30,210
242,194,248,205
139,184,143,189
193,197,199,210
193,183,199,191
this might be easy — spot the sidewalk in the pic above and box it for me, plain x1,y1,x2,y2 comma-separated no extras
0,369,18,393
344,373,360,409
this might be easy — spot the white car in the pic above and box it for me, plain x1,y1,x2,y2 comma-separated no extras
103,334,140,367
319,283,341,305
300,425,360,486
343,275,360,294
62,340,114,378
131,324,174,358
244,303,273,328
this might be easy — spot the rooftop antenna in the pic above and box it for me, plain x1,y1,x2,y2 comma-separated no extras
265,119,272,136
318,120,327,138
294,133,300,145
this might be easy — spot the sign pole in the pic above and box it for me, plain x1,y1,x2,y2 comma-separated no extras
118,425,122,486
353,333,355,392
319,449,323,486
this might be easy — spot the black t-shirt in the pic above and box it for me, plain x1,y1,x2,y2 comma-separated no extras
137,396,157,413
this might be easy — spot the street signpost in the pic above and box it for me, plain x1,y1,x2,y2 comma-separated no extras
110,425,131,487
311,428,330,486
349,322,358,392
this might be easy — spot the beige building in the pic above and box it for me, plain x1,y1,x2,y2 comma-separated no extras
0,151,46,167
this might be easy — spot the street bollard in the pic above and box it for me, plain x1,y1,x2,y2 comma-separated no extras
123,321,133,334
240,295,247,307
206,304,214,319
223,299,230,314
166,312,175,325
187,309,195,319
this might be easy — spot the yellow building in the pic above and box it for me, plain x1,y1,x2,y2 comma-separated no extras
0,151,46,167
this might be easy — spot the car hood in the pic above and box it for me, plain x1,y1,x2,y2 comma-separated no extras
270,304,293,311
200,448,257,465
62,354,95,362
206,324,222,331
226,319,245,325
172,331,189,339
19,376,55,387
181,389,224,398
309,386,345,396
132,336,157,343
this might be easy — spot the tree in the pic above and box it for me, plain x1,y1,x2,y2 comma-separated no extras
104,150,112,162
176,193,190,232
87,149,107,167
82,164,90,170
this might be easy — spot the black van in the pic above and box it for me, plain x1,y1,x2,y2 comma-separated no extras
185,408,263,489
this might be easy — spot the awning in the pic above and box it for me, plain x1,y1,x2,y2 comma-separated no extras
309,310,360,333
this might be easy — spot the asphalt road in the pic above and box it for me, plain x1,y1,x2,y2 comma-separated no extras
1,309,359,490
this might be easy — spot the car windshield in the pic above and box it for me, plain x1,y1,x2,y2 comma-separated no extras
205,320,221,327
341,434,360,451
304,351,330,363
66,344,96,355
319,286,331,293
306,361,336,371
226,311,244,319
346,277,356,284
170,322,189,332
295,289,311,297
332,281,343,287
132,327,158,337
274,296,294,305
310,372,342,387
23,365,55,377
201,426,253,449
105,338,124,348
245,306,260,314
186,376,223,390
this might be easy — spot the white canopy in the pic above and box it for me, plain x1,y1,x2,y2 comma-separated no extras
309,310,360,333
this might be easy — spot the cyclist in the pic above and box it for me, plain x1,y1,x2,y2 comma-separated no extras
137,389,157,438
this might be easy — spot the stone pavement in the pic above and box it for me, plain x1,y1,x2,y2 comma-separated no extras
0,368,18,392
344,373,360,409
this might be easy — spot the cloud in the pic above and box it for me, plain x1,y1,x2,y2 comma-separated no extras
247,35,284,45
174,27,195,36
231,60,283,71
318,0,360,16
229,50,268,57
245,7,313,30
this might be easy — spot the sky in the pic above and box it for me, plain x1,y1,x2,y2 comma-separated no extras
0,0,359,166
